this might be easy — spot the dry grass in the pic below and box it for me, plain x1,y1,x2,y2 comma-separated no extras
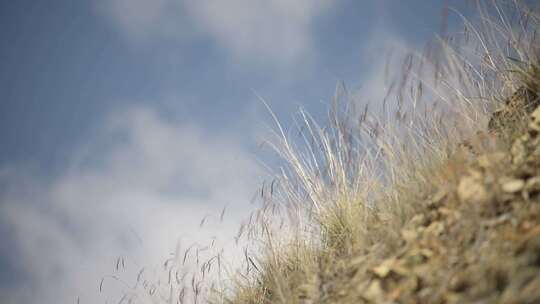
102,1,540,303
218,1,540,303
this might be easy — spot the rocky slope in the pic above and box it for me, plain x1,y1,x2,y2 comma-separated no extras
354,105,540,303
226,5,540,302
228,82,540,304
303,93,540,303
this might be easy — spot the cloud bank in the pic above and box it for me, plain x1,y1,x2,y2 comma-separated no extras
96,0,332,66
0,106,262,303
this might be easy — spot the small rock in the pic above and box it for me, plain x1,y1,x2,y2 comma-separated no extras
401,229,418,242
467,169,484,180
364,280,384,302
409,214,427,227
477,152,506,168
425,221,445,236
525,176,540,193
501,177,525,193
372,258,396,278
458,176,490,204
427,189,447,208
529,106,540,133
483,213,511,227
449,272,470,292
511,137,528,165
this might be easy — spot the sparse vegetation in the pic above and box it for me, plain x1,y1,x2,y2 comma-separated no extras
108,1,540,303
220,1,540,303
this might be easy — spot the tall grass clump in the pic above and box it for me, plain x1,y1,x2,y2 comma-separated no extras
220,1,540,303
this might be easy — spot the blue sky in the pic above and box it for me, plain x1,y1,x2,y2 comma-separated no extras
0,1,475,303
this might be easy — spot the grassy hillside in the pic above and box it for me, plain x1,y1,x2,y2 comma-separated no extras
217,2,540,303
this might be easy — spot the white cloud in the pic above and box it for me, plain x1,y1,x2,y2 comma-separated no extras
95,0,191,42
0,106,263,303
95,0,332,66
